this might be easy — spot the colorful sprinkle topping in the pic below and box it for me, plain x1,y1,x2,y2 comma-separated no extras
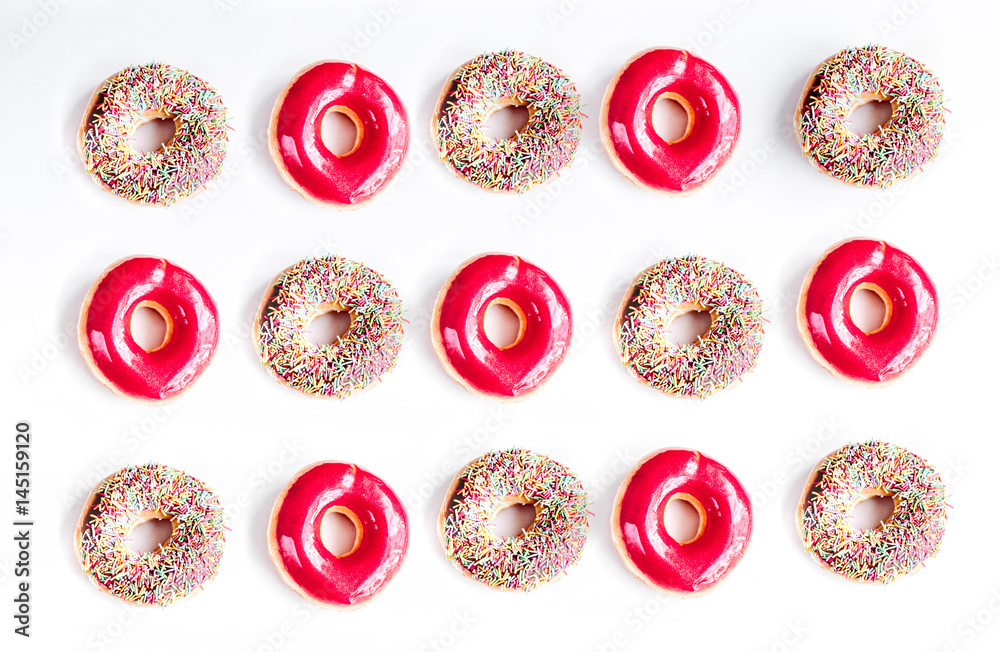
79,62,229,205
255,255,404,398
797,44,946,187
76,463,226,606
799,440,948,583
616,255,764,398
442,448,589,591
434,50,582,193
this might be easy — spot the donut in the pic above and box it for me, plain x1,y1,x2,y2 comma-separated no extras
269,60,409,208
611,449,752,595
432,50,582,193
614,255,764,398
78,62,228,205
75,463,225,605
601,48,741,194
796,440,947,583
253,255,403,398
431,253,572,401
439,448,589,591
797,238,938,384
795,44,946,187
78,256,219,403
268,461,408,609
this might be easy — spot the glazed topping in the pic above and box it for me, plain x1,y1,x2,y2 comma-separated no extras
255,256,403,398
800,238,938,383
442,448,589,591
435,50,582,192
271,462,408,606
617,255,763,398
80,62,228,205
434,254,572,399
614,449,752,593
799,441,947,583
77,464,226,605
81,257,219,402
603,48,741,193
271,61,409,206
797,44,945,186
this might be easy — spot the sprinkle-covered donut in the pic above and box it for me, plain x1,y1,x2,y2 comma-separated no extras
269,60,409,208
614,255,764,398
439,448,589,591
797,238,938,384
601,48,741,194
431,253,572,401
795,44,946,187
432,50,582,193
75,463,226,605
78,62,229,205
612,449,752,595
253,255,403,398
78,256,219,403
797,440,947,583
268,462,408,609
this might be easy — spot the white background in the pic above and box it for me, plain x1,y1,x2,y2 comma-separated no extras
2,0,999,650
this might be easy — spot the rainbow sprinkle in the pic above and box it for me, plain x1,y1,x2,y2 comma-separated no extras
796,44,946,187
434,50,582,193
76,464,226,606
255,255,404,398
441,448,589,591
79,62,229,205
616,255,764,398
799,441,948,583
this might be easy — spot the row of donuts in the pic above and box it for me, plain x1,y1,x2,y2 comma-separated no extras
76,441,948,608
77,44,946,208
78,238,939,404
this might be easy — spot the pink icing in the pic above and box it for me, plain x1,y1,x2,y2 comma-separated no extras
434,254,572,400
270,462,408,607
80,257,218,402
602,48,741,193
800,239,938,383
614,449,752,594
271,61,409,206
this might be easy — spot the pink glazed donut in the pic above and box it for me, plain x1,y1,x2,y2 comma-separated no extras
78,256,219,403
268,461,409,609
269,61,409,208
797,238,938,384
431,253,572,401
612,448,753,595
601,48,741,194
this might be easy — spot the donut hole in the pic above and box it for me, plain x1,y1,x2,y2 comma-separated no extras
320,106,363,158
490,500,538,539
849,494,896,531
130,301,172,353
651,93,694,144
483,299,526,349
320,506,362,558
128,516,174,554
849,284,892,335
485,102,530,141
305,307,352,347
666,308,713,346
663,493,707,545
131,115,177,154
848,99,893,136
